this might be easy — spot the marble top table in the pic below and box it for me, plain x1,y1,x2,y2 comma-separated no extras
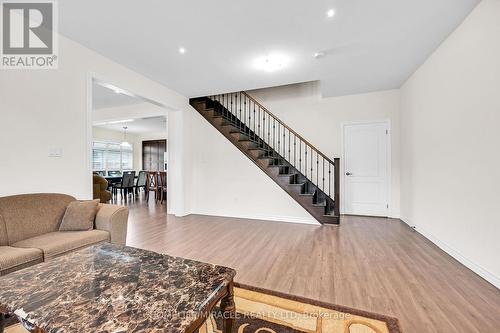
0,243,236,333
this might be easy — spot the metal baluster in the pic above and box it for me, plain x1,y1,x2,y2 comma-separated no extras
305,145,307,178
273,118,276,150
283,127,285,157
244,97,247,132
311,147,313,183
268,114,271,148
299,139,302,173
294,135,296,168
322,157,325,192
328,163,331,197
248,100,251,136
252,103,255,140
277,123,280,156
316,152,319,189
288,131,291,162
258,106,261,147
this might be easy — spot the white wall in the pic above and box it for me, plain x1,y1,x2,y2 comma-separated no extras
400,0,500,288
0,33,189,216
248,83,401,217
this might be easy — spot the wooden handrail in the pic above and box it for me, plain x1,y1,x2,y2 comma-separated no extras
241,91,336,166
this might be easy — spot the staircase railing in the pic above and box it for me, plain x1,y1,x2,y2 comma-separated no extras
209,92,340,215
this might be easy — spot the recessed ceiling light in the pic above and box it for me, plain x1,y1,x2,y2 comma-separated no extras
179,47,186,54
313,52,326,59
254,54,289,72
327,9,335,18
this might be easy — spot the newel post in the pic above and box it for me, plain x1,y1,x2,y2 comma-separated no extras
334,158,340,217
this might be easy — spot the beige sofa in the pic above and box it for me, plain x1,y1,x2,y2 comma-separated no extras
0,193,128,276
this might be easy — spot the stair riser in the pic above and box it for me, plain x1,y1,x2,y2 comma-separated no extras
275,176,295,187
267,166,289,177
204,109,217,118
239,140,259,150
193,101,207,110
230,132,249,141
211,117,230,127
288,184,305,194
248,149,264,159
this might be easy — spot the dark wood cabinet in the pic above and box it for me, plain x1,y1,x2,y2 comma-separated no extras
142,140,167,171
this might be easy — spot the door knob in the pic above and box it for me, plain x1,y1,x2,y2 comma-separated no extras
345,172,352,176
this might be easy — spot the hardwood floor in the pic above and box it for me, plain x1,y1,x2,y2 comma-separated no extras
121,195,500,333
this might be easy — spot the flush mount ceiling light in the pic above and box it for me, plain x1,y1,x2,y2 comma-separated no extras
179,47,186,54
313,51,326,59
253,54,289,72
327,9,335,18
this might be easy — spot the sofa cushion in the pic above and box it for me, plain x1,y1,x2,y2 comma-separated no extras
0,214,8,246
12,230,110,259
0,246,43,276
0,193,76,245
59,200,100,231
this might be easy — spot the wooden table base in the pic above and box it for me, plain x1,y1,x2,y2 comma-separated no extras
220,282,235,333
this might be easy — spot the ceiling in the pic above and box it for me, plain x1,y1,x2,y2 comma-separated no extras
60,0,480,98
94,116,167,134
93,83,142,110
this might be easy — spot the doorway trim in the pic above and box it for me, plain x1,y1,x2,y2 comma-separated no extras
340,119,392,217
85,72,170,202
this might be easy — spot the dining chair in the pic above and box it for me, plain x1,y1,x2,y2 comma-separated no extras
113,171,136,199
158,171,167,204
107,170,122,194
134,171,147,196
145,171,159,201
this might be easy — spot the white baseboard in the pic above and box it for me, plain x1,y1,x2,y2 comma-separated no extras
187,210,319,225
400,219,500,289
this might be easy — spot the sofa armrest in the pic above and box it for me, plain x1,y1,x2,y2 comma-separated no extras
95,204,129,246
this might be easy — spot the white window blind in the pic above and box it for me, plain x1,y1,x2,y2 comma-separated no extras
92,140,133,172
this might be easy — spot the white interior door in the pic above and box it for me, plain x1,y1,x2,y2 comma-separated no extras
343,121,389,216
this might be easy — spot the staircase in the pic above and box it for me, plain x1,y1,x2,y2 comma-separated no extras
190,92,340,225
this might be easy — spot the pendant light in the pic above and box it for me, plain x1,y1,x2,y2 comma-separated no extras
121,126,131,148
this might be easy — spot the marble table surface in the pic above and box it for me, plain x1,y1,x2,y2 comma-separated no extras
0,243,236,333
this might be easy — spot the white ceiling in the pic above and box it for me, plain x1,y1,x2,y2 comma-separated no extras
93,83,142,110
94,116,167,134
60,0,480,98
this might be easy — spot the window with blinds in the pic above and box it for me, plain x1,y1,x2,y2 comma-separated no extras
92,141,133,172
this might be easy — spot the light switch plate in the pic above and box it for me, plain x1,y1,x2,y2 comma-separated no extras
48,147,62,157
